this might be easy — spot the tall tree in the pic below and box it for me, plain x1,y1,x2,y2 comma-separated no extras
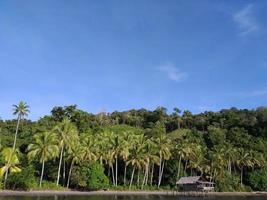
27,131,59,187
66,141,84,188
53,118,79,186
12,101,30,150
0,148,21,187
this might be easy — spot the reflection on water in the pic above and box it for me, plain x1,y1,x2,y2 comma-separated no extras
0,195,266,200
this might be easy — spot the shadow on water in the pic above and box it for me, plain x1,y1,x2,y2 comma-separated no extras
0,195,266,200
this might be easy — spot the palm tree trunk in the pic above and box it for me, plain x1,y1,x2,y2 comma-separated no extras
145,159,150,185
184,160,188,176
13,115,21,150
228,158,231,174
142,164,149,189
124,164,127,185
63,159,66,185
67,159,74,188
158,155,162,184
39,159,45,187
141,170,146,189
176,156,182,182
240,166,243,186
150,163,154,185
4,169,8,189
129,166,135,189
115,156,118,186
158,160,165,188
137,169,140,185
111,165,115,185
57,146,64,186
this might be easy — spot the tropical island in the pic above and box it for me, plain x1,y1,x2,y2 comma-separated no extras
0,101,267,192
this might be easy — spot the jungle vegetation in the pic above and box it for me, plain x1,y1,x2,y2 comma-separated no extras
1,101,267,191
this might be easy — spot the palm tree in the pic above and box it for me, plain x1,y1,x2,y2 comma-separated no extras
236,148,253,186
95,130,115,184
109,134,123,186
141,138,159,188
224,143,238,174
210,146,228,181
0,147,21,187
187,145,206,176
120,131,131,185
155,133,171,188
66,141,84,188
127,134,146,188
80,133,97,162
27,131,59,187
12,101,30,150
174,141,188,181
53,118,79,186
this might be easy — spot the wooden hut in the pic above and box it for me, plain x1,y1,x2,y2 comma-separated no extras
176,176,215,192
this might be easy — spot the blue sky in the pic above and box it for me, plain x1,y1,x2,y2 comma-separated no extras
0,0,267,120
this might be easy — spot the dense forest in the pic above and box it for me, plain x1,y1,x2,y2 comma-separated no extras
1,101,267,191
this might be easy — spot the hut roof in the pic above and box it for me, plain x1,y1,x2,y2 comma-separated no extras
176,176,201,184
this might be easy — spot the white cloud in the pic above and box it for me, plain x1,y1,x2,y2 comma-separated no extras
233,4,260,36
159,63,187,82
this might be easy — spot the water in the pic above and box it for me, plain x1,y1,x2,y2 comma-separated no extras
0,195,266,200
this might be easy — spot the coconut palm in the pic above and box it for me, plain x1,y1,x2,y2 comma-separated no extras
120,131,131,185
210,146,228,181
127,134,146,188
66,141,84,188
12,101,30,150
174,141,190,181
188,145,206,176
236,148,254,186
224,143,238,174
53,118,79,185
0,147,21,187
80,133,97,162
27,131,59,187
141,138,159,188
109,134,124,186
155,133,171,188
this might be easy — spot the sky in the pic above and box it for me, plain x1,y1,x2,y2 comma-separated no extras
0,0,267,120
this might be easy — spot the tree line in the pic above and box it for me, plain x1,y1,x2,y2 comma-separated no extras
1,102,267,191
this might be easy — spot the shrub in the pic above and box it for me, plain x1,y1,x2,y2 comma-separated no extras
215,173,240,192
6,165,37,190
86,162,109,190
40,181,65,190
248,169,267,191
71,162,109,190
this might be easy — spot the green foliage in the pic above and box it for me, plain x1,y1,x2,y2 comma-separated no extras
2,104,267,191
215,173,240,192
86,162,109,190
6,165,37,190
71,162,109,190
205,126,226,148
248,169,267,191
40,181,65,190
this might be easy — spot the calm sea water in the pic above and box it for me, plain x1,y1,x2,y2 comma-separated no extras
0,195,266,200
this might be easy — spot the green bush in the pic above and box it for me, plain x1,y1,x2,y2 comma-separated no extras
215,173,240,192
71,162,109,190
248,169,267,191
40,181,65,190
86,162,109,190
6,165,37,190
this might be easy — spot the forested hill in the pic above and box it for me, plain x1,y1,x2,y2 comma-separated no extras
1,104,267,191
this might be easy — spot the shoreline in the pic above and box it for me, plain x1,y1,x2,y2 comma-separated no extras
0,190,267,197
